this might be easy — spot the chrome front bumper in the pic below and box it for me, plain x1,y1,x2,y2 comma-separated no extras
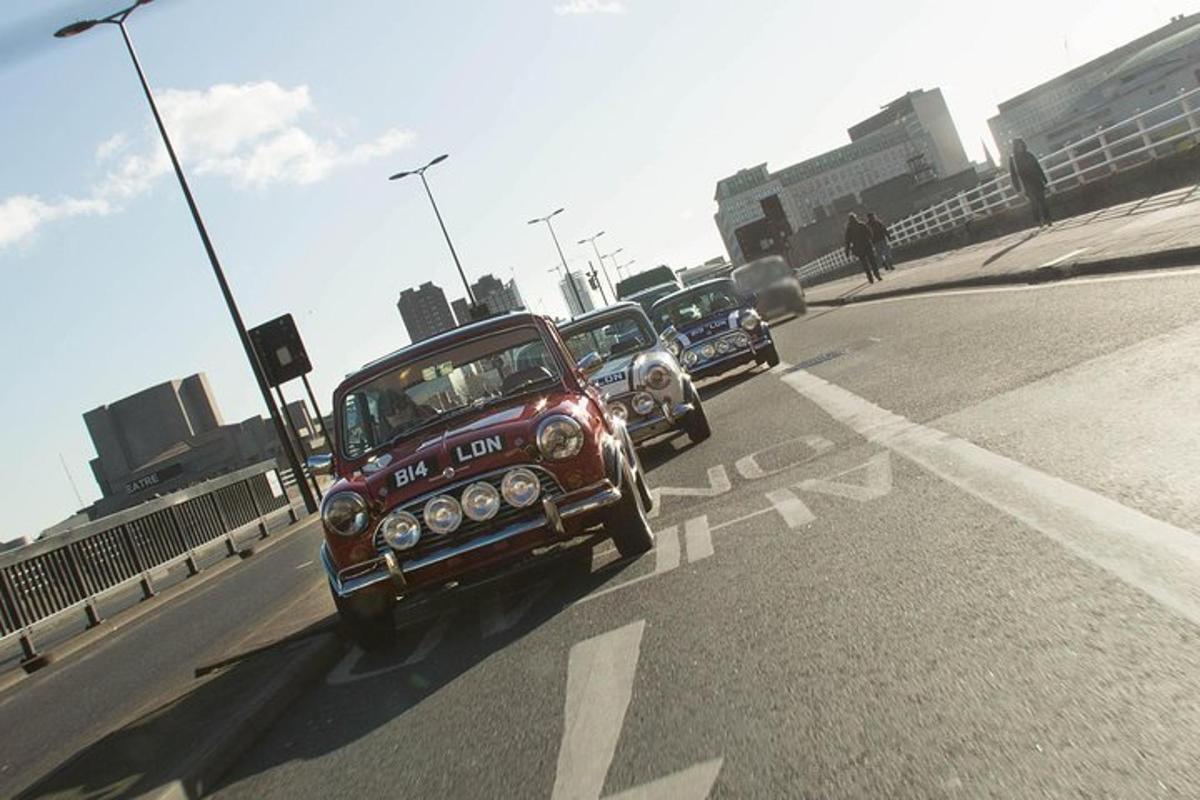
323,479,623,598
626,401,694,442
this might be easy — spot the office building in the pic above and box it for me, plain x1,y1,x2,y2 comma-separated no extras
397,281,456,343
714,88,970,264
471,273,524,315
989,14,1200,155
451,297,472,326
559,271,596,316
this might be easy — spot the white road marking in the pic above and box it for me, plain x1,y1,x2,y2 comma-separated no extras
552,620,722,800
710,506,774,532
684,516,714,562
655,525,681,574
763,488,816,529
1040,247,1089,267
294,560,313,570
797,451,893,502
820,265,1200,307
480,582,550,639
647,465,731,519
324,614,451,686
552,620,645,800
734,435,834,479
780,367,1200,627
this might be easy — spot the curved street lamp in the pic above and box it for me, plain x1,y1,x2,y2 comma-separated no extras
389,154,475,306
577,231,616,302
54,0,318,514
528,208,586,315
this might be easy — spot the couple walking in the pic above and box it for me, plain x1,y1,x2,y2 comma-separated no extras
844,212,894,284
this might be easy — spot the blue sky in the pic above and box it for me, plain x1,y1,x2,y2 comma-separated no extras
0,0,1179,539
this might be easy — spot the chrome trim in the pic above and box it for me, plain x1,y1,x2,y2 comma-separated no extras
323,542,395,598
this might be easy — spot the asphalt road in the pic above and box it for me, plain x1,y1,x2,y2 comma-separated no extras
0,518,328,798
194,266,1200,798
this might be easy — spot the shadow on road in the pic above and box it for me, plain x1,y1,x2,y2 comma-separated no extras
982,230,1040,267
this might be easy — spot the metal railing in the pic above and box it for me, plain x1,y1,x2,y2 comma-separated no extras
0,461,299,665
798,86,1200,280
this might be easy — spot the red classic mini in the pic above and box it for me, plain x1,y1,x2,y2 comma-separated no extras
318,312,655,649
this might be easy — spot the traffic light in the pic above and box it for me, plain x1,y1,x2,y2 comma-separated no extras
588,273,600,290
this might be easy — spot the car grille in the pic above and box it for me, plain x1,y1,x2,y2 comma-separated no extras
373,465,565,553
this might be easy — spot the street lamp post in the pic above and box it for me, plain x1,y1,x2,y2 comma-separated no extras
615,258,636,279
601,247,624,285
54,0,318,515
528,208,586,316
578,231,616,302
389,155,476,306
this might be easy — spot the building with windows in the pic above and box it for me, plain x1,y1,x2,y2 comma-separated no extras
988,14,1200,156
470,273,524,315
397,281,456,343
714,88,970,264
451,297,472,326
559,271,596,316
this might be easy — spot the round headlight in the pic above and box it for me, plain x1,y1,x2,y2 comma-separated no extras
741,311,762,330
644,364,671,390
501,468,542,508
700,343,716,360
665,340,682,357
537,415,584,460
683,350,700,367
378,510,421,550
733,331,751,347
424,495,463,534
632,392,655,415
462,481,501,521
609,401,628,421
321,492,369,538
715,339,732,354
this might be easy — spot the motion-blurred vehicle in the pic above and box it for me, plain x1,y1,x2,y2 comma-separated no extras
732,255,806,318
651,278,779,380
561,302,711,446
317,312,655,649
615,265,680,300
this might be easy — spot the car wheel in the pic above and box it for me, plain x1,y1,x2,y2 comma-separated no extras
607,463,655,558
682,382,712,443
757,342,781,368
331,584,397,651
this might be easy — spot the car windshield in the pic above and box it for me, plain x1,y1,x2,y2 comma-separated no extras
630,284,680,315
339,326,560,458
562,310,657,363
651,283,741,330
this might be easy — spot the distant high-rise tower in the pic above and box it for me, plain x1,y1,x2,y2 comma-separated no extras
397,281,456,343
559,271,595,316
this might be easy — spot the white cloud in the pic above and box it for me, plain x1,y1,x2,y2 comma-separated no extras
554,0,627,15
0,80,414,251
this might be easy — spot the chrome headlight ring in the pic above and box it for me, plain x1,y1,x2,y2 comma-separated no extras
321,491,369,538
537,414,585,460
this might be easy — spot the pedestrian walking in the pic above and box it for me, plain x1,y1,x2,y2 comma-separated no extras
1008,138,1053,228
844,213,882,284
865,212,894,271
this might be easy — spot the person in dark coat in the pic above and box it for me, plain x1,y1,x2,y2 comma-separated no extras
1009,138,1052,228
845,213,882,284
865,212,894,271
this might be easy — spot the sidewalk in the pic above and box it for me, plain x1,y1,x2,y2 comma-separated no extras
18,579,343,800
806,184,1200,306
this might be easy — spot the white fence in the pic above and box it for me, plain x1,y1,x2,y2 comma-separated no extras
798,86,1200,282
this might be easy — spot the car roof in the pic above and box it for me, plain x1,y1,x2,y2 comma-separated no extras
343,311,547,387
560,302,648,331
625,283,679,299
649,278,735,309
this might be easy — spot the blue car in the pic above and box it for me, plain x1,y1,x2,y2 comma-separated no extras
649,278,780,380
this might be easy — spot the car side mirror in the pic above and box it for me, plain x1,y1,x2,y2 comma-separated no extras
577,351,604,375
307,454,333,476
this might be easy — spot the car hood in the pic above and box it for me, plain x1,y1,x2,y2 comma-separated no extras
671,309,745,345
588,353,639,394
340,391,584,501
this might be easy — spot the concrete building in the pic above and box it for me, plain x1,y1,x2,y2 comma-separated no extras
988,14,1200,155
451,297,472,326
559,271,597,316
397,281,456,343
714,88,970,264
83,373,308,518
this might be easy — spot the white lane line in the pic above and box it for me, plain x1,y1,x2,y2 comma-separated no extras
402,614,451,666
763,488,816,529
324,614,451,686
575,527,679,606
294,560,313,570
605,758,724,800
710,506,774,532
818,265,1200,307
684,516,714,562
797,451,893,502
648,466,731,519
552,620,645,800
779,366,1200,627
1040,247,1089,267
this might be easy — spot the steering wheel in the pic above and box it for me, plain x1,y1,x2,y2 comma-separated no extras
501,366,554,394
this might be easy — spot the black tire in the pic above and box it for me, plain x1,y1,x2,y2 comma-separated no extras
758,343,781,368
608,464,655,558
682,382,711,443
332,584,397,651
